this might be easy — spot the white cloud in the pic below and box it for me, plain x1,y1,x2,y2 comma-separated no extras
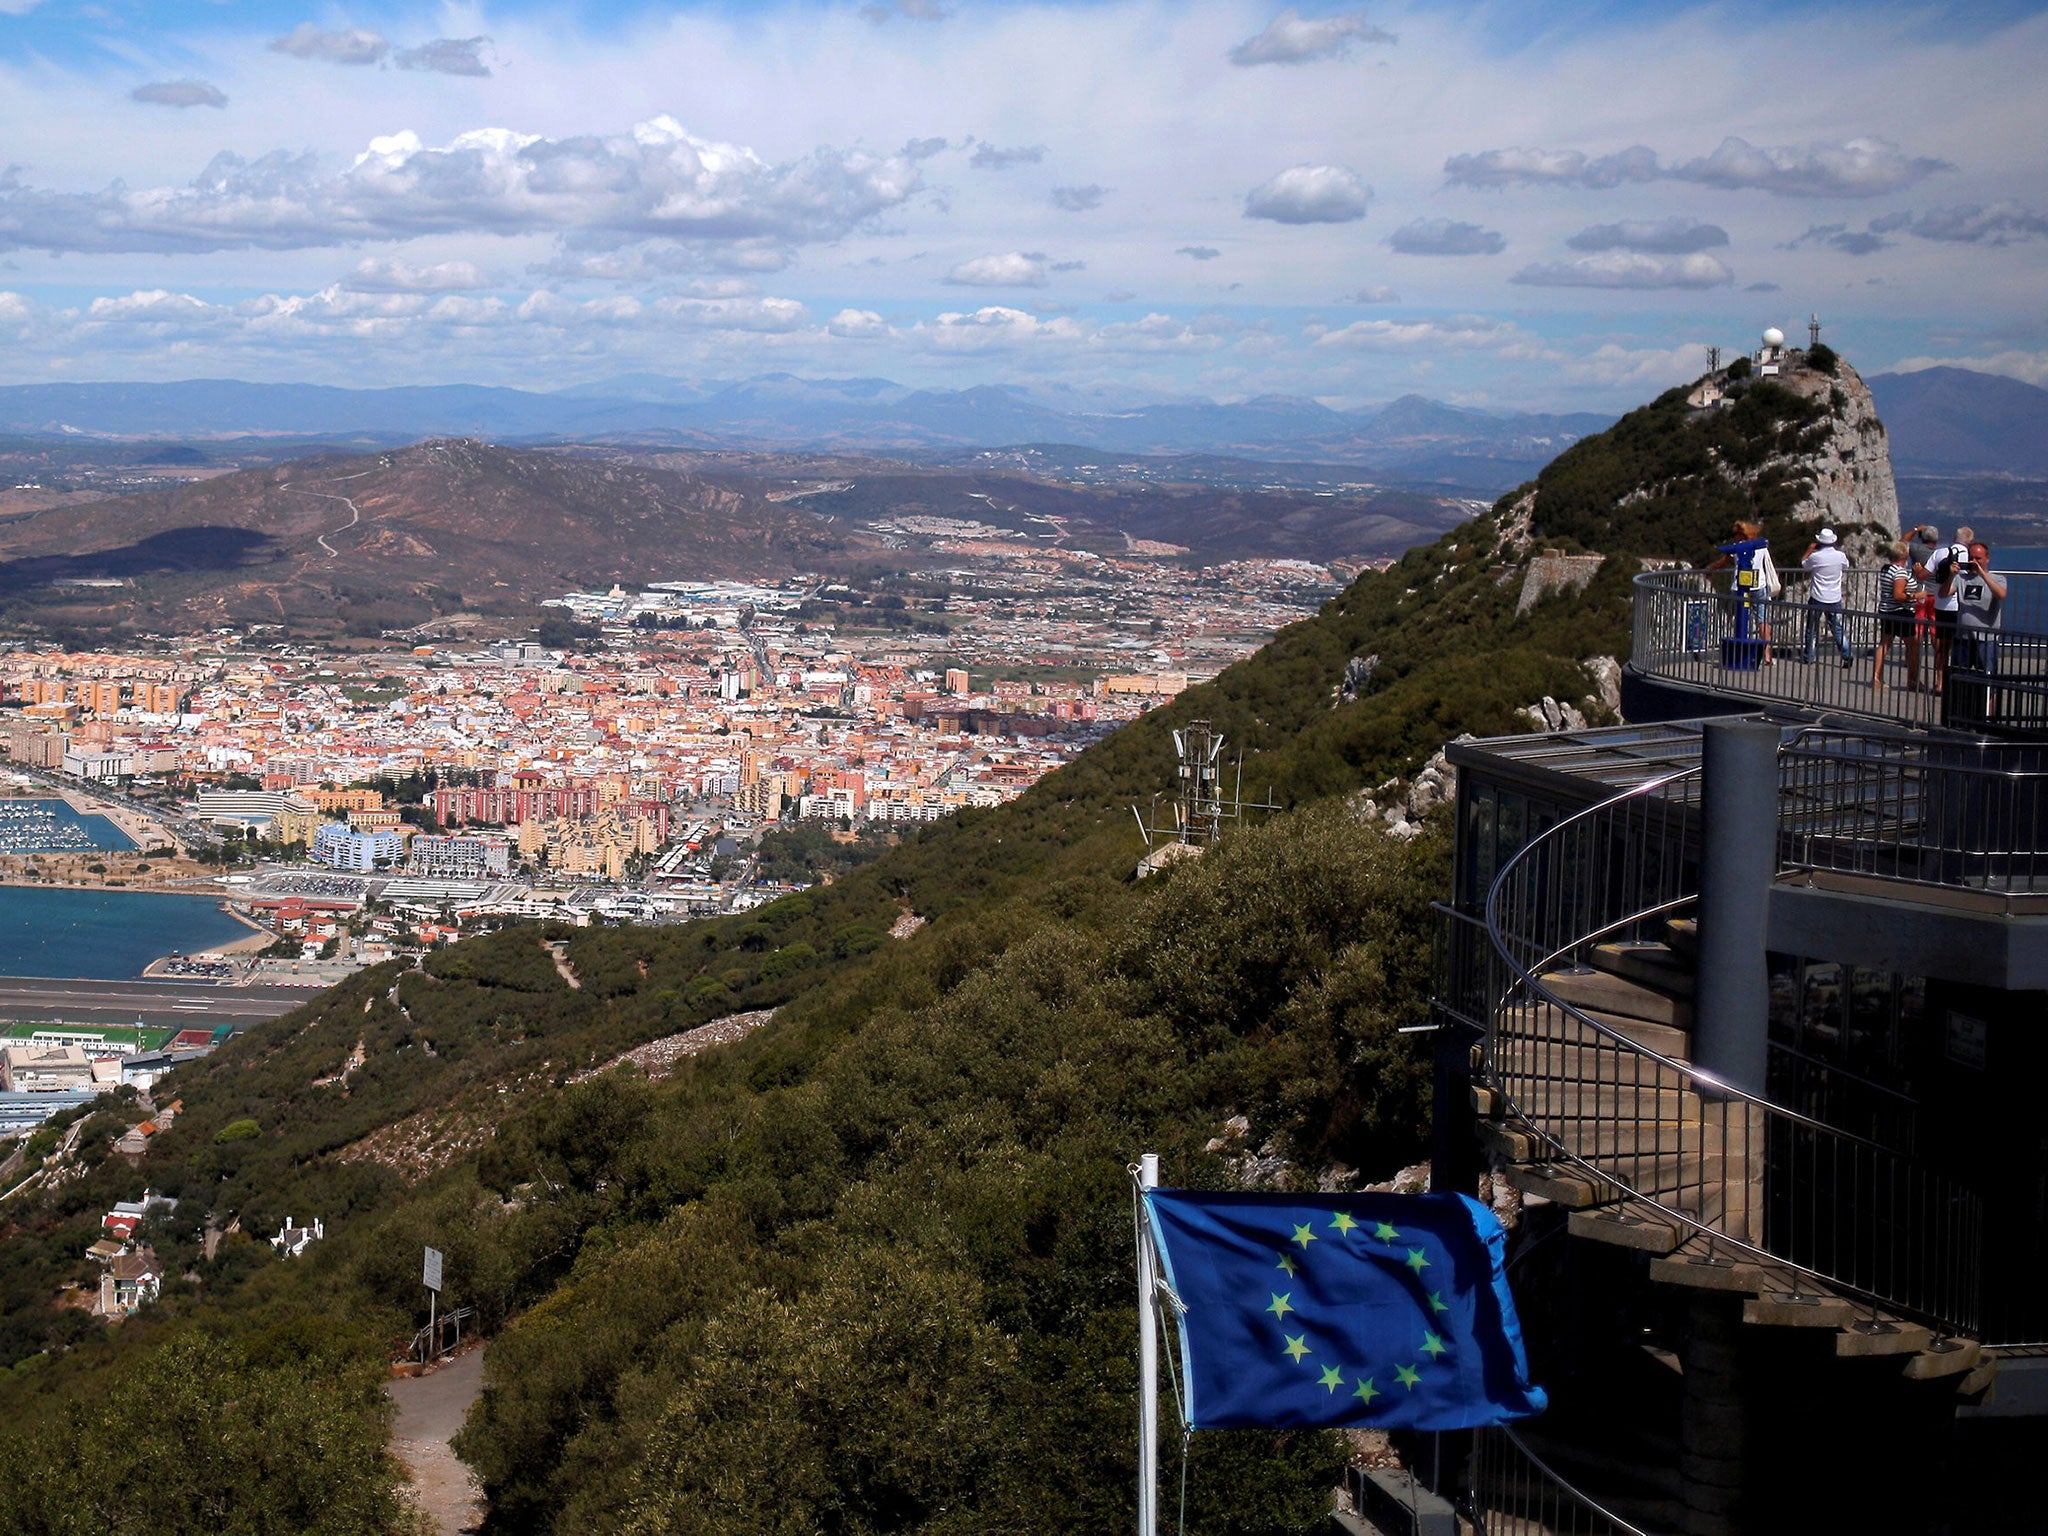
1446,137,1948,199
344,257,495,292
130,80,228,109
268,24,390,66
395,38,493,78
656,294,811,331
945,252,1051,287
911,306,1087,353
969,142,1046,171
1228,8,1395,65
1511,252,1734,289
1556,342,1705,391
1669,137,1949,199
1051,184,1106,212
1347,286,1398,303
1176,245,1220,260
1567,218,1728,254
1313,315,1533,352
1387,218,1504,256
1910,203,2048,246
1444,145,1658,191
1243,164,1369,225
829,308,888,338
0,118,924,258
862,0,952,21
1095,313,1226,352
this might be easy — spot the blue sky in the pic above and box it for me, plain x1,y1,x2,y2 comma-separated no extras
1,1,2044,408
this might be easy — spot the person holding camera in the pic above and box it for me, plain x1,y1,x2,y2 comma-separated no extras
1943,540,2008,725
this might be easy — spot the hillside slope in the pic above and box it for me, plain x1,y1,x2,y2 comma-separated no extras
0,439,862,638
0,357,1901,1535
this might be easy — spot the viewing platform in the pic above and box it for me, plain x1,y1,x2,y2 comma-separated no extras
1626,568,2048,739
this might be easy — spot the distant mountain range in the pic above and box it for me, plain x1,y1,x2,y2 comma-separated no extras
1866,366,2048,478
2,365,2036,494
0,376,1613,492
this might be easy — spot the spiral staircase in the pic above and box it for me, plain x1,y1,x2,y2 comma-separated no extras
1459,761,1997,1535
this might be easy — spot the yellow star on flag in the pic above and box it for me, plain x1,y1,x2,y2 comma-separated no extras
1330,1211,1357,1235
1266,1292,1294,1321
1291,1223,1317,1250
1319,1365,1344,1394
1421,1331,1448,1360
1373,1221,1399,1242
1276,1253,1297,1277
1395,1363,1422,1390
1406,1247,1429,1274
1282,1334,1310,1364
1352,1377,1380,1405
1426,1291,1449,1315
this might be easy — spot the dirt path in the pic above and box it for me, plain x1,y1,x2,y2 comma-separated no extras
387,1346,487,1536
282,467,376,559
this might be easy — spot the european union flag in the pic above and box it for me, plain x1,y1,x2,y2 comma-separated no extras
1143,1188,1545,1431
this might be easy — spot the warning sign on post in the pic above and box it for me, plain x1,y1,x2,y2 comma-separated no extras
423,1246,443,1294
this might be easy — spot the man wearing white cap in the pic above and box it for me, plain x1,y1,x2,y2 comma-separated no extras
1799,527,1853,667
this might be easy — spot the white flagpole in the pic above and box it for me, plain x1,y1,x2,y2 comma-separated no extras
1137,1151,1160,1536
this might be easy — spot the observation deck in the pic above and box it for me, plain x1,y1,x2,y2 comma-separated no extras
1625,568,2048,739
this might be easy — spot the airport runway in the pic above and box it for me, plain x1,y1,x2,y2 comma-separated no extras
0,976,314,1030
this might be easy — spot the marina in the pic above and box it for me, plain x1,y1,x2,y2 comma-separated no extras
0,797,138,855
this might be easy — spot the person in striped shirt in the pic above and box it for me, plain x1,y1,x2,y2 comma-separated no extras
1872,540,1923,693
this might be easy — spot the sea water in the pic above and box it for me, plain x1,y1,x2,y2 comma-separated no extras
0,887,253,979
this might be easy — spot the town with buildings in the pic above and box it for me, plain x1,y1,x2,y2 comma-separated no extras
0,556,1345,958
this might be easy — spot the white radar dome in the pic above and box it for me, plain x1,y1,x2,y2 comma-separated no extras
1762,327,1785,348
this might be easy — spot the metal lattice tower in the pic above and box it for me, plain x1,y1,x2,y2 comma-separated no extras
1809,313,1822,350
1130,719,1279,847
1706,345,1722,374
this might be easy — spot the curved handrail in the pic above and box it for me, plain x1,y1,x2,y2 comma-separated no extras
1480,760,1985,1334
1472,1423,1653,1536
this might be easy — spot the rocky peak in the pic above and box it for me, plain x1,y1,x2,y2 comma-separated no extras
1766,358,1900,541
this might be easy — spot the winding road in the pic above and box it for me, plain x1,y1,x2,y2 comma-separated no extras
282,467,379,559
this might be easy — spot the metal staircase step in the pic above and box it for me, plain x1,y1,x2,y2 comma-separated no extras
1497,999,1692,1059
1500,1161,1621,1209
1835,1318,1934,1357
1538,967,1694,1027
1650,1244,1771,1295
1569,1207,1682,1254
1589,940,1696,996
1743,1291,1858,1328
1664,917,1697,959
1904,1338,1982,1380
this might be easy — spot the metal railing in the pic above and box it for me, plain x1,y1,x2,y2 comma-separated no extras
1629,569,2048,737
1481,765,1987,1337
1778,728,2048,896
1471,1425,1652,1536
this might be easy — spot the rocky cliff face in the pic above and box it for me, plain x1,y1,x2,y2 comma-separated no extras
1773,360,1900,539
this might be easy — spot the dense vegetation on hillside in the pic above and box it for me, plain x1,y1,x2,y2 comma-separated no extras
1528,379,1835,557
0,367,1863,1531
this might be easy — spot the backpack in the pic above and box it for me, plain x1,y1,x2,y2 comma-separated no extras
1934,544,1968,588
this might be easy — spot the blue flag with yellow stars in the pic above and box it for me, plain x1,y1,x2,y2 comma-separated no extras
1142,1188,1545,1431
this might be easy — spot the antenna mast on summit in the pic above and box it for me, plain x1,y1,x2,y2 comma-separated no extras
1809,314,1822,350
1706,344,1722,373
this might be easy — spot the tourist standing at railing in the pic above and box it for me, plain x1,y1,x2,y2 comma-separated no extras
1798,528,1854,668
1703,520,1776,665
1929,526,1975,690
1948,539,2007,673
1873,540,1922,693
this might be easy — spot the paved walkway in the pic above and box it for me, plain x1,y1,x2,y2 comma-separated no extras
387,1346,487,1536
